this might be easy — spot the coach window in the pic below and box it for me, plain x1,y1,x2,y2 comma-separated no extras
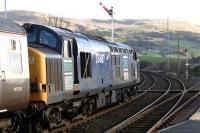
40,30,57,48
80,52,92,79
7,40,22,74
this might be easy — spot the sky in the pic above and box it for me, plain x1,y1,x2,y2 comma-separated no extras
1,0,200,24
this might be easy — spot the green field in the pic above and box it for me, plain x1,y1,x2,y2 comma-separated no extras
138,52,186,63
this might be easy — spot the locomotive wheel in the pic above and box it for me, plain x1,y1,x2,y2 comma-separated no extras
8,112,23,132
46,107,62,128
86,99,96,116
0,128,6,133
32,123,48,133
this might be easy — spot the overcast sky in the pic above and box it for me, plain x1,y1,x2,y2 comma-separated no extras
1,0,200,24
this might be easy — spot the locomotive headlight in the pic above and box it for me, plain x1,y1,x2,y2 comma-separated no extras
0,109,7,113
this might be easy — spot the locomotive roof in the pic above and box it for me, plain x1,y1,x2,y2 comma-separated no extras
24,23,89,41
108,42,133,50
0,17,26,34
24,23,133,50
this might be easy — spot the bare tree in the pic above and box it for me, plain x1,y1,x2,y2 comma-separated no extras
47,14,70,29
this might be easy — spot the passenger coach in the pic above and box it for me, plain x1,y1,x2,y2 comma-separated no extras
0,17,30,130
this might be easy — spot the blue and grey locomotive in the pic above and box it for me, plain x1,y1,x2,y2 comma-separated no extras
23,23,140,130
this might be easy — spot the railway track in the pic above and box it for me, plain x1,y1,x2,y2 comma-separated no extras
149,84,200,132
165,75,184,91
138,72,156,91
52,72,172,133
115,94,181,133
105,73,185,133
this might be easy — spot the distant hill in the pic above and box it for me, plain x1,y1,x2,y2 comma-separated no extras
2,10,200,57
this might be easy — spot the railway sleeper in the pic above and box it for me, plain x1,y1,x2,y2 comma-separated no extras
121,129,146,133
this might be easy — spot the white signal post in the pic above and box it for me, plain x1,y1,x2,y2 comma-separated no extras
111,7,114,42
99,2,114,42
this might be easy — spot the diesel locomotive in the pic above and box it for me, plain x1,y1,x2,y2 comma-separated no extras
0,17,140,132
23,23,140,130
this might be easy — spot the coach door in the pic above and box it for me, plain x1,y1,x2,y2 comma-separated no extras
1,38,25,110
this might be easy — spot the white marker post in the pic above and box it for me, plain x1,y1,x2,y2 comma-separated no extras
4,0,7,19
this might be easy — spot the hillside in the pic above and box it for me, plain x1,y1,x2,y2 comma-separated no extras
1,10,200,62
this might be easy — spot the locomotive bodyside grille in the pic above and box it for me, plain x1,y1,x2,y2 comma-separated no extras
46,58,63,92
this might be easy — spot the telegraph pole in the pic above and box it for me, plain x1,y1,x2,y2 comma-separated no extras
167,17,170,70
186,48,189,81
177,33,180,77
4,0,7,19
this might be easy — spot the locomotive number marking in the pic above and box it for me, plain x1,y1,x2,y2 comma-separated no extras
29,57,35,64
13,87,23,92
96,54,105,63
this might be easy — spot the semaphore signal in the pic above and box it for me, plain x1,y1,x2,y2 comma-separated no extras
99,2,113,17
99,2,114,42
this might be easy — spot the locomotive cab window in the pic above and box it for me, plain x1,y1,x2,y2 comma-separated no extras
80,52,92,79
63,40,72,58
133,52,137,60
27,28,37,43
39,30,57,48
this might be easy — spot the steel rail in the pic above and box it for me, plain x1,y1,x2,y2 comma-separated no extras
148,83,200,132
106,93,182,133
147,75,185,133
105,73,172,133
